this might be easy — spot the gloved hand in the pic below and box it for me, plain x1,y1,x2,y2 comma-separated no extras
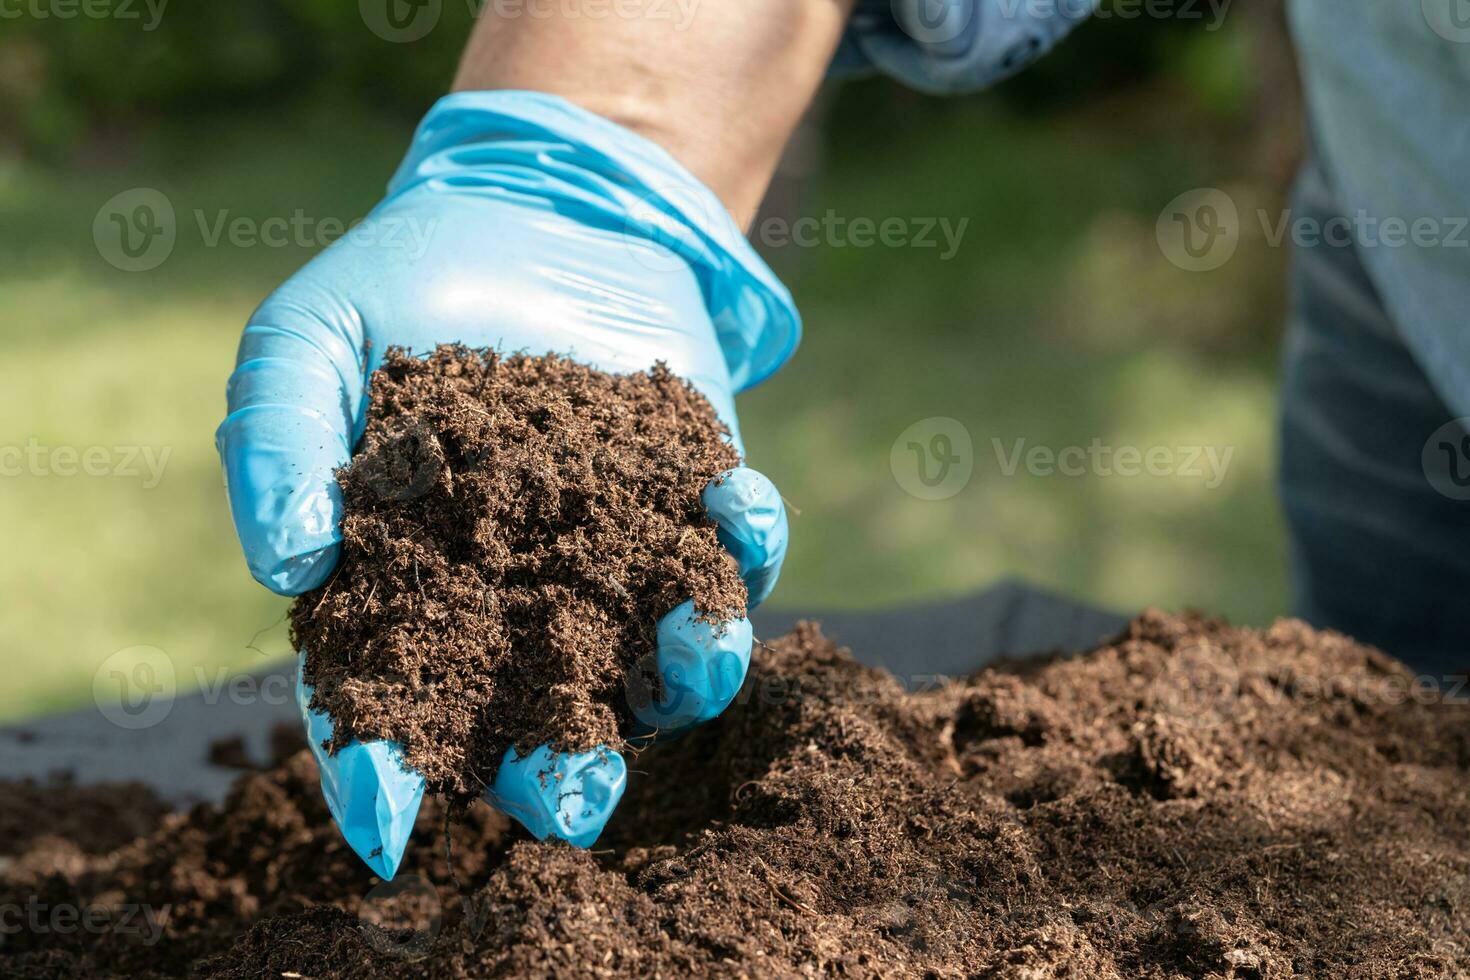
832,0,1097,94
216,91,796,879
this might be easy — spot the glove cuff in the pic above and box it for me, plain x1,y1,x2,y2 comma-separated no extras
388,90,801,393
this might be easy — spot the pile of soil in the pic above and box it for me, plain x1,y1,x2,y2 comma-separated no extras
5,612,1470,977
0,776,169,861
290,345,745,803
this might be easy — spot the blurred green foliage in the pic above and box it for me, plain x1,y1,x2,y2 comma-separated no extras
0,7,1293,721
1,0,1234,156
0,0,475,156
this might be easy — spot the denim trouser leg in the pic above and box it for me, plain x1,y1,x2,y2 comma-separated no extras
1279,160,1470,675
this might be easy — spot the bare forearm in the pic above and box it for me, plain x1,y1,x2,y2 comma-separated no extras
452,0,855,225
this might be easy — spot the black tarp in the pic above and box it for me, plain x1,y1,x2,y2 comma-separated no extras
0,581,1127,805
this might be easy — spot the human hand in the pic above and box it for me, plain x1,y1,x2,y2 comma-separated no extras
834,0,1097,94
216,92,795,877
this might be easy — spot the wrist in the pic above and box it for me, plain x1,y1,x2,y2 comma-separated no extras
450,0,856,224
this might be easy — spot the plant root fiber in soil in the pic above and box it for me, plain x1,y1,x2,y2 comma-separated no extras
4,612,1470,978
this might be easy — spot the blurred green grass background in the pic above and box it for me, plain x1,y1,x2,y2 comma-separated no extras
0,10,1295,722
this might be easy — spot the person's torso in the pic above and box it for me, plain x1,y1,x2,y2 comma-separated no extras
1289,0,1470,415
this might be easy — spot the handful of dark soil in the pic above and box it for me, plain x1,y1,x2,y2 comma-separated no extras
289,345,746,803
6,613,1470,978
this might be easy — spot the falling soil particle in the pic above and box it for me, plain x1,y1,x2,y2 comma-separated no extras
290,345,746,804
5,612,1470,977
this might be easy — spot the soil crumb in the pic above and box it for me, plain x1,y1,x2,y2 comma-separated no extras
5,612,1470,978
289,346,745,804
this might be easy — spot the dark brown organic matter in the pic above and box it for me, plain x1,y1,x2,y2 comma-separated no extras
4,614,1470,978
0,775,169,860
290,346,745,804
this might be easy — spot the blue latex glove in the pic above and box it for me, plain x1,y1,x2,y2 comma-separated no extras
833,0,1097,94
217,91,795,879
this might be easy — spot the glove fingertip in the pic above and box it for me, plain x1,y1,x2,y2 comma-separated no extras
488,744,627,849
295,656,426,880
218,407,347,597
633,600,752,732
702,468,788,608
268,544,342,596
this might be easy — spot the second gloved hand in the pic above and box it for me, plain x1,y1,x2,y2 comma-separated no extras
216,91,796,878
833,0,1097,94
